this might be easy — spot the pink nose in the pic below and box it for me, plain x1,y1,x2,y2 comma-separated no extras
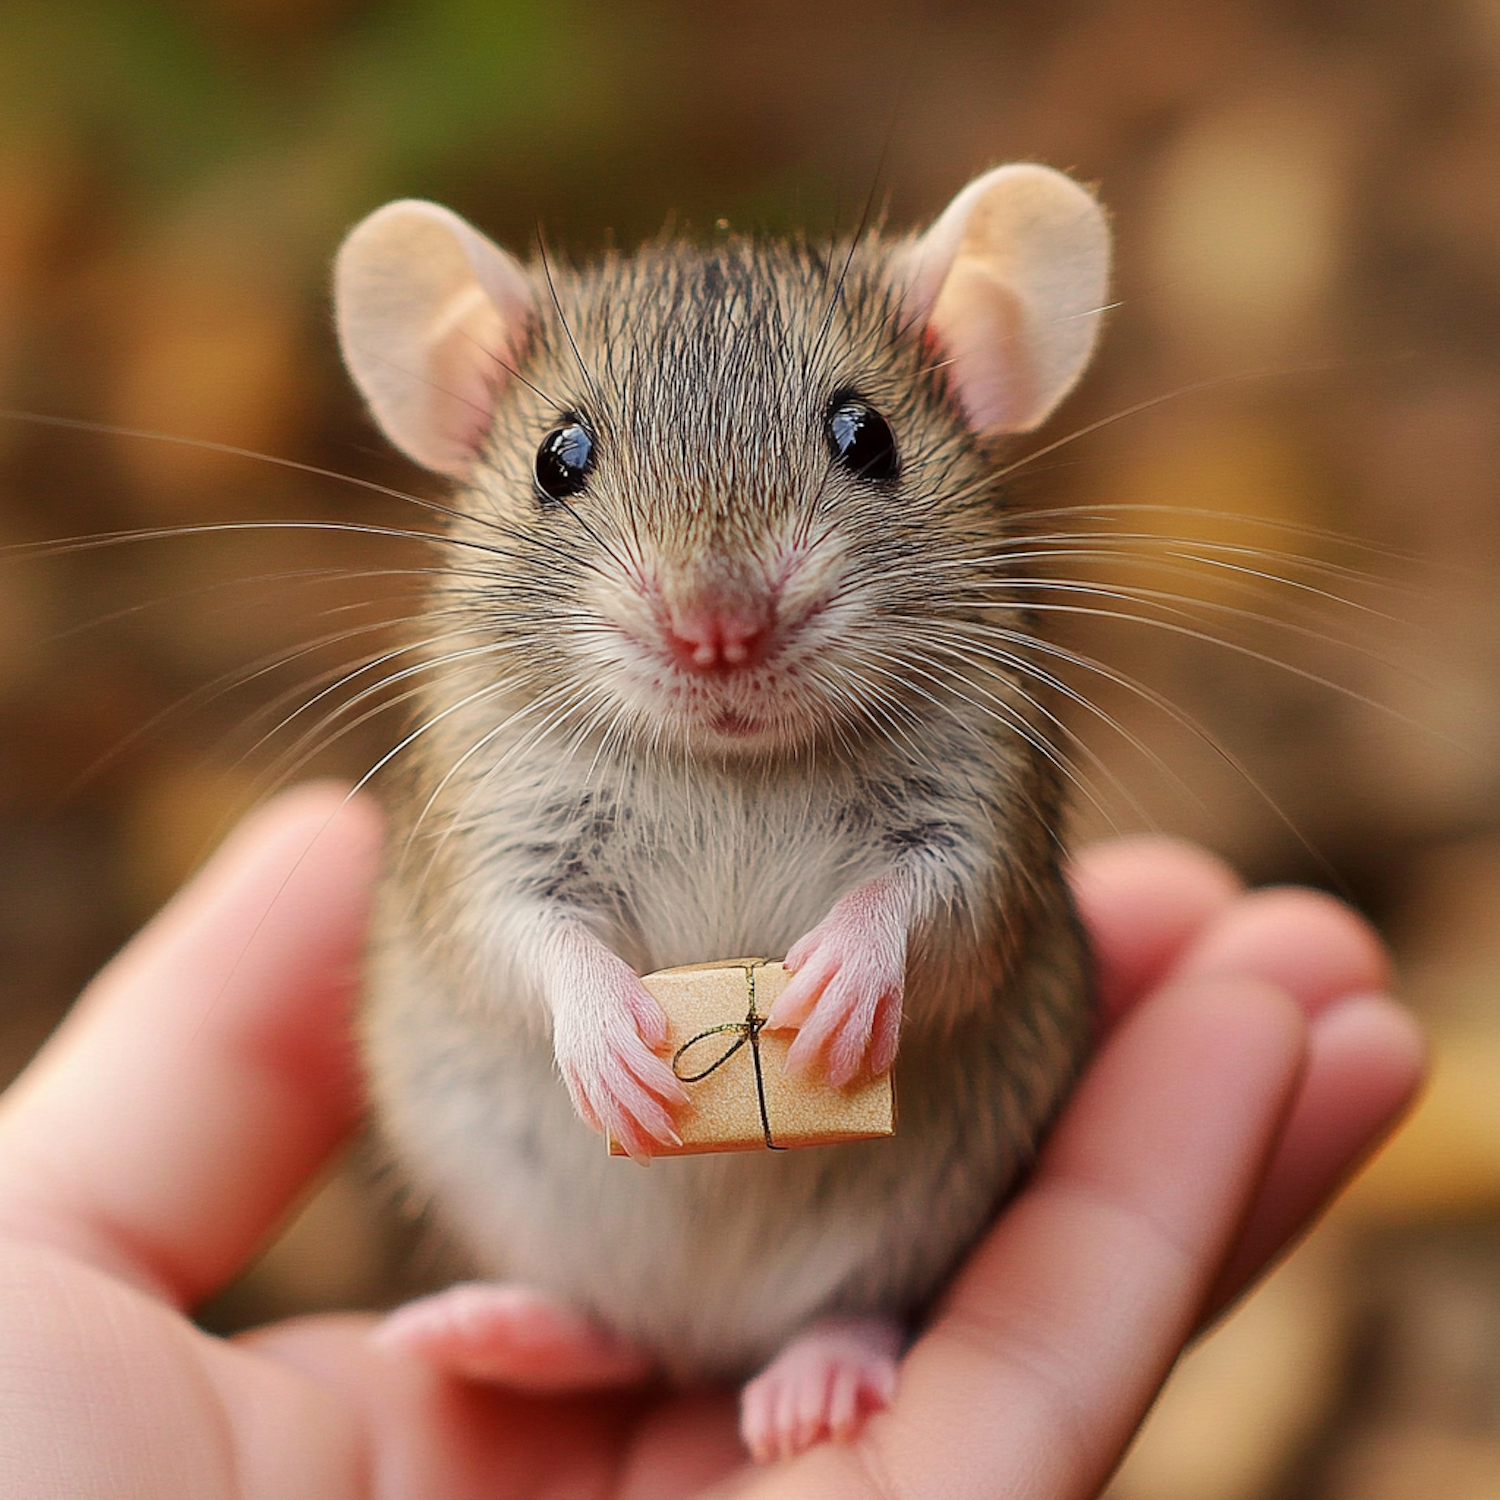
667,607,769,672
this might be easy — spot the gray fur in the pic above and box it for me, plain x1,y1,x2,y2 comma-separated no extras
359,227,1096,1378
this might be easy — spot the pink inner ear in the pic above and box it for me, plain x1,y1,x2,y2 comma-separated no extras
930,266,1036,435
423,295,511,474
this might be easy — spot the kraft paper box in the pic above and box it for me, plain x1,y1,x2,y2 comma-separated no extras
608,959,896,1156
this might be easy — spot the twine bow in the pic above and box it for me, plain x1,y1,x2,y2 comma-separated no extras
670,960,786,1151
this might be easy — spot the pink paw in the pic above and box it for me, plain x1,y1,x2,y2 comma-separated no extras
766,876,909,1087
550,934,690,1161
740,1317,901,1464
369,1283,653,1392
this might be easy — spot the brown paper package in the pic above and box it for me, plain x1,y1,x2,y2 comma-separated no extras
607,959,896,1156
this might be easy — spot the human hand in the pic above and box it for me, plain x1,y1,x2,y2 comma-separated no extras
0,786,1422,1498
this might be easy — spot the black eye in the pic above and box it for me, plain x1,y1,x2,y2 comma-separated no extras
534,421,594,502
827,399,898,483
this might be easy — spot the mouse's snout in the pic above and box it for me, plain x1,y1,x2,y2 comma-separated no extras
664,597,772,673
583,524,856,752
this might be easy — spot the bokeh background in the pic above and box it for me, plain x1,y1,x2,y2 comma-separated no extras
1,2,1499,1495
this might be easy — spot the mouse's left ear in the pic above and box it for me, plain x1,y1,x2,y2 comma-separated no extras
896,164,1110,436
334,200,537,476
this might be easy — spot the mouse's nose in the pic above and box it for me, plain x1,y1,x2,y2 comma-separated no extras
666,604,770,672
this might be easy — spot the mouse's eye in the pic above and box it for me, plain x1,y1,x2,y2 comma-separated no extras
534,422,594,502
826,399,898,483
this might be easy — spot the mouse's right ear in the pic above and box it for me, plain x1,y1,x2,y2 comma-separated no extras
334,200,536,476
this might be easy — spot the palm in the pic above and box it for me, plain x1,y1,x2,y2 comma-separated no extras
0,787,1420,1499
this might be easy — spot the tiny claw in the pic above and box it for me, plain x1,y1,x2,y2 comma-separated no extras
781,1028,820,1081
783,930,817,972
626,987,671,1049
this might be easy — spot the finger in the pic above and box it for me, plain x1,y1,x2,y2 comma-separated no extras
575,1067,680,1161
1137,883,1415,1311
0,783,381,1305
1205,991,1424,1312
614,1069,686,1148
1169,885,1392,1015
869,999,901,1078
746,971,1308,1500
1069,835,1243,1023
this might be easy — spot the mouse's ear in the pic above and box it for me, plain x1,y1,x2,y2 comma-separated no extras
334,200,536,476
896,164,1110,436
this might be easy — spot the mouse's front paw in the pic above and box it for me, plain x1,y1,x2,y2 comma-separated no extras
552,949,690,1162
766,876,908,1087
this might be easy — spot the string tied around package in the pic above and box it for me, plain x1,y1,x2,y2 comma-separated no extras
670,959,786,1151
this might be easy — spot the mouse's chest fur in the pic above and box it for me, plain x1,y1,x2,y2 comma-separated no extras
388,693,1030,1015
365,725,1091,1377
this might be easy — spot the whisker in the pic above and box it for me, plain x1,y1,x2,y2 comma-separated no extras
956,596,1453,742
64,609,449,795
0,405,526,544
947,576,1421,677
844,640,1129,830
994,363,1346,484
885,623,1182,824
534,232,607,420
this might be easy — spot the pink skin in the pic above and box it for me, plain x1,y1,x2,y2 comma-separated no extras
0,792,1424,1497
665,601,772,672
739,1318,902,1465
373,1294,904,1466
369,1284,653,1392
547,925,690,1162
765,875,911,1088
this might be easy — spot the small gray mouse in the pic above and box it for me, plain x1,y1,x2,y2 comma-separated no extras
334,162,1110,1462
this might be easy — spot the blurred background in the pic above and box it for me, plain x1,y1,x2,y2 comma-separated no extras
0,1,1498,1494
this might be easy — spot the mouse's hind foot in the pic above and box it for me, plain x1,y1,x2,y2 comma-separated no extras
368,1282,654,1391
740,1315,901,1464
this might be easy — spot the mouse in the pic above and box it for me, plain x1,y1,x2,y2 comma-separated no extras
333,161,1111,1463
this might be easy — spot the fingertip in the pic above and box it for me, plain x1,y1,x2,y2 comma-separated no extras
1070,834,1242,912
824,1054,856,1091
641,1061,691,1110
1070,834,1243,1022
1203,992,1425,1313
1314,991,1425,1068
1307,991,1427,1127
763,1007,803,1035
766,976,815,1031
1175,887,1392,1016
204,782,384,904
